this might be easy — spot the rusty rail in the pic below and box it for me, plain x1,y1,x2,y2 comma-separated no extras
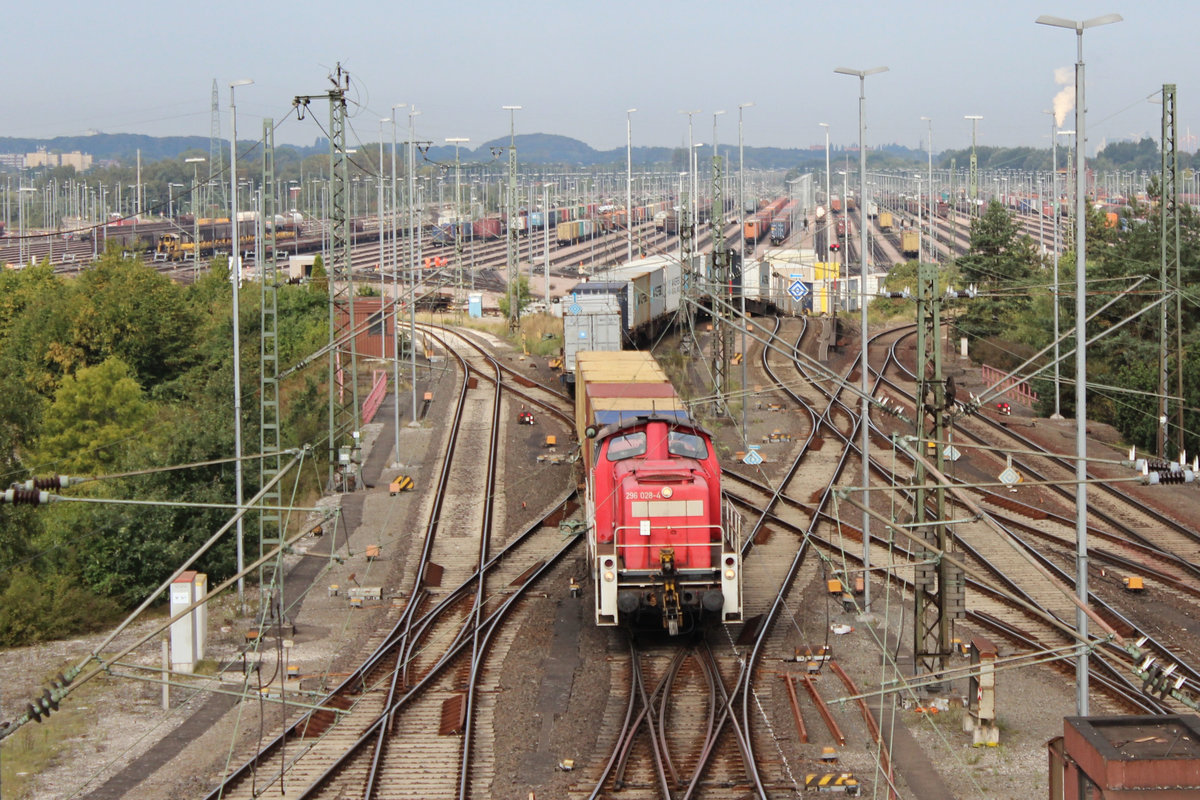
781,674,809,743
799,674,845,746
829,659,897,800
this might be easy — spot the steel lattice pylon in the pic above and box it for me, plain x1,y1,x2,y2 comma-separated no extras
1158,84,1182,459
295,64,360,491
209,79,226,215
912,263,964,684
710,152,731,417
259,118,282,609
507,123,520,331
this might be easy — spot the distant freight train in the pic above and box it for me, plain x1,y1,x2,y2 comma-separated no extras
744,197,788,244
155,215,303,260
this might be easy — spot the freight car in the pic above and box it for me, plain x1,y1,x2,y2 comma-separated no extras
900,230,919,257
155,216,301,260
557,218,600,245
769,200,800,245
576,350,742,634
743,211,771,243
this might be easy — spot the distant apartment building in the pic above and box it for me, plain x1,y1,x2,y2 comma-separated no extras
24,149,94,171
0,154,23,169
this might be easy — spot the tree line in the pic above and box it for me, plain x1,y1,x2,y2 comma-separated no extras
0,251,328,644
947,190,1200,455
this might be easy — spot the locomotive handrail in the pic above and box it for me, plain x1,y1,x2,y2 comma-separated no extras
610,522,724,539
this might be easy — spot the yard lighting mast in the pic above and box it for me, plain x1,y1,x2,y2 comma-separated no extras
964,115,983,214
627,108,637,263
229,77,253,613
739,102,754,444
1036,9,1123,718
835,64,887,614
503,106,521,330
920,116,934,261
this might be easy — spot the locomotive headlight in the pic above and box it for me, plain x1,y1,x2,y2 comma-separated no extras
604,570,616,582
661,486,673,498
724,568,736,581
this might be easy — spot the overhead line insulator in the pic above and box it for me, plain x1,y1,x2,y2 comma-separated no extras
1,488,53,506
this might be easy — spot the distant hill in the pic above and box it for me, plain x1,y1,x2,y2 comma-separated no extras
0,131,929,171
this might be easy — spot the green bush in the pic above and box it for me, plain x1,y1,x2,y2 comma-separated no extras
0,569,121,646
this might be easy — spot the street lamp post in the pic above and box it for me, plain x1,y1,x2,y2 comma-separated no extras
185,158,205,276
1036,10,1123,719
819,122,831,229
1052,128,1074,421
228,77,253,614
680,110,701,242
389,104,406,461
835,64,888,615
627,108,637,263
502,105,521,329
446,138,469,313
740,102,754,445
18,185,36,266
378,118,392,368
920,117,934,262
965,115,983,215
168,183,184,219
407,108,421,429
916,175,923,262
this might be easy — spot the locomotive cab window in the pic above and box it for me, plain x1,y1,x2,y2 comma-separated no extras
667,431,707,460
606,432,647,461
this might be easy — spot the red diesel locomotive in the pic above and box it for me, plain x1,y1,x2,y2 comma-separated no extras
576,350,742,636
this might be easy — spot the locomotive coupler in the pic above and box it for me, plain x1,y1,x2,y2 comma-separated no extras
659,549,681,635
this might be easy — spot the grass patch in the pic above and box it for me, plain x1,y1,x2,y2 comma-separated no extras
519,314,562,357
193,658,221,676
0,666,115,798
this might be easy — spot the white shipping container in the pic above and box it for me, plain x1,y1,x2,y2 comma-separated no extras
741,259,774,301
631,270,652,329
662,261,682,316
648,267,666,322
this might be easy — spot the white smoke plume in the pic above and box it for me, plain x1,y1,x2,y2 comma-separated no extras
1053,66,1075,127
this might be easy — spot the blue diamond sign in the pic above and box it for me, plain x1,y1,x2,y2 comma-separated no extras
568,292,582,315
742,449,763,466
788,280,809,303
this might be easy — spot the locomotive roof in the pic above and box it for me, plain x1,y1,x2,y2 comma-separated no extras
593,413,711,442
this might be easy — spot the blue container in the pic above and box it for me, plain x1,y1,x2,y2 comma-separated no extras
468,292,483,318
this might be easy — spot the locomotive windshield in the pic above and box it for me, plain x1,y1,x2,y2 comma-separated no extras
667,431,708,459
606,432,647,461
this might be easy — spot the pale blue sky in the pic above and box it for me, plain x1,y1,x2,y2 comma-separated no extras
5,1,1190,156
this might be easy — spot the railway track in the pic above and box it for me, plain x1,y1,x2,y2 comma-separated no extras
763,318,1200,718
719,316,1187,781
201,324,580,799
